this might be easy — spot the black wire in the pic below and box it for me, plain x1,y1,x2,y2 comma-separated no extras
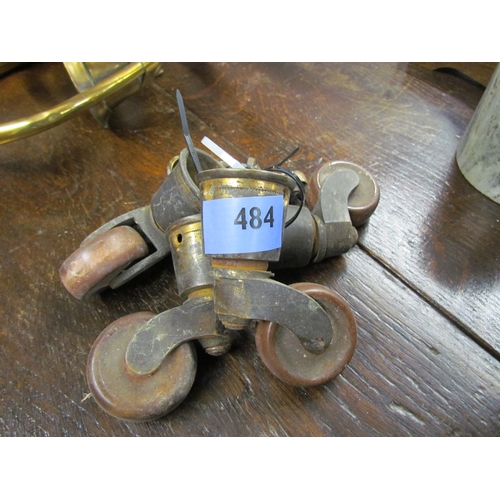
270,166,305,228
264,146,304,228
274,146,301,167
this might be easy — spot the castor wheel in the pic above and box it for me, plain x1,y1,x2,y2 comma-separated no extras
59,225,149,300
306,161,380,227
255,282,357,387
87,311,197,422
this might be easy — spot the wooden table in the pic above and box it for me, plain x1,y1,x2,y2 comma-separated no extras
1,62,499,436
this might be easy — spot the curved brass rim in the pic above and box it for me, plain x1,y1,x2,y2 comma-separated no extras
0,62,160,145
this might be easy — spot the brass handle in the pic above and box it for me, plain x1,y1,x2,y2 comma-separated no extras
0,62,161,146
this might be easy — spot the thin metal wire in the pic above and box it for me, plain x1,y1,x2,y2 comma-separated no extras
265,147,304,228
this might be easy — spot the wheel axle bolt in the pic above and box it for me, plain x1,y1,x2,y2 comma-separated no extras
205,345,230,356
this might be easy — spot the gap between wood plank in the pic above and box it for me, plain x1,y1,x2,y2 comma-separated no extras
357,240,500,363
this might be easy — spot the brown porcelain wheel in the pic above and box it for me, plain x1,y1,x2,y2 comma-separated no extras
59,226,149,300
255,283,357,387
306,161,380,227
87,312,197,422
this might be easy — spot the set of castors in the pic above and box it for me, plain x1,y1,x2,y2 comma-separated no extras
60,130,379,422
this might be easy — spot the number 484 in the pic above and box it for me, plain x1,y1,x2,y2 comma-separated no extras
234,206,274,230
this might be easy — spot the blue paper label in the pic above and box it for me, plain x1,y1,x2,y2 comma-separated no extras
202,195,284,255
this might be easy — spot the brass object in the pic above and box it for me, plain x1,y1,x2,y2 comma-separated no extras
0,62,24,76
58,92,381,421
0,62,161,145
197,168,295,262
168,215,213,300
64,160,371,421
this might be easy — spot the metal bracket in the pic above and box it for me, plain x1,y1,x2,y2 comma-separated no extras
213,276,333,353
312,168,360,259
125,295,227,375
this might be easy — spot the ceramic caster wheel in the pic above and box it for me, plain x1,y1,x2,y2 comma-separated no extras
87,311,197,422
255,282,356,387
306,161,380,227
60,225,149,300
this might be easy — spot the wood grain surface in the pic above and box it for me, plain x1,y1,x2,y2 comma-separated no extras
1,62,499,436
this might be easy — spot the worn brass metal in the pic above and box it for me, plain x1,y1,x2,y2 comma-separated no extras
152,148,222,232
197,168,295,331
198,168,295,262
0,62,161,145
198,168,295,201
168,215,213,300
